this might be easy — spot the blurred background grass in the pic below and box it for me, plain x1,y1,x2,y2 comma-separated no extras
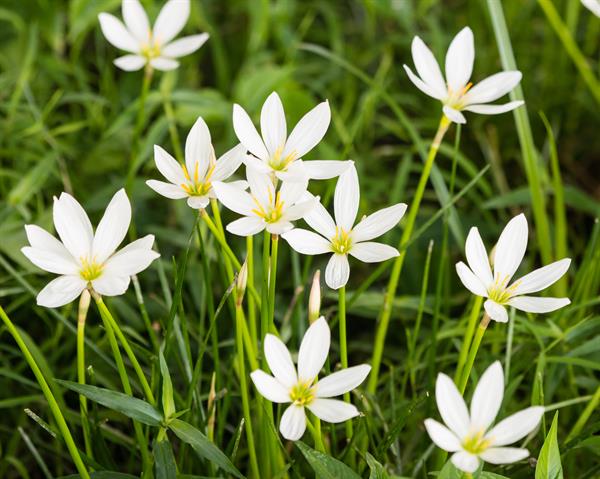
0,0,599,477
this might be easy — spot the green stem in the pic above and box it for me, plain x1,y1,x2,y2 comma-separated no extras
368,115,450,393
235,301,260,478
338,285,354,462
132,275,160,352
458,313,491,394
246,235,257,346
163,90,184,163
306,415,326,453
454,296,483,384
268,234,279,333
0,305,91,479
567,384,600,442
77,290,93,459
260,230,270,368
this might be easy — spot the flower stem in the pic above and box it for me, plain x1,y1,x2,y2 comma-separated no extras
246,235,257,346
0,305,91,479
458,313,491,394
453,296,483,384
567,383,600,442
338,285,355,463
260,230,270,368
132,275,160,352
306,415,326,453
268,234,279,333
235,300,260,478
77,290,93,459
368,115,451,393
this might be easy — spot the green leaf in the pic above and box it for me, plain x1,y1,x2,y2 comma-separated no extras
159,350,176,420
168,419,244,479
366,452,390,479
480,473,511,479
154,438,177,479
295,441,361,479
437,460,462,479
536,412,564,479
376,396,426,457
59,473,138,479
56,380,163,426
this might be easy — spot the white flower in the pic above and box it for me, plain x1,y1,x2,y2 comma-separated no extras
212,168,317,236
403,26,524,124
21,189,159,308
98,0,209,72
582,0,600,17
146,116,246,210
250,317,371,441
281,164,407,290
233,91,350,181
455,213,571,323
425,361,544,473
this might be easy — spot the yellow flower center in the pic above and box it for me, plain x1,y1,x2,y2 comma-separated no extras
251,189,284,224
141,39,161,60
331,227,352,254
180,161,216,197
446,81,473,109
487,273,521,305
80,257,103,282
269,145,298,171
289,380,316,407
462,430,492,455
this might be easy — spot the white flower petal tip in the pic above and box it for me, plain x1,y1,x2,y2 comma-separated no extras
582,0,600,17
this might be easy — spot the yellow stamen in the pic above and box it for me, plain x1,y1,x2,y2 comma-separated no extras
80,257,103,282
331,226,352,254
462,430,492,455
289,380,316,406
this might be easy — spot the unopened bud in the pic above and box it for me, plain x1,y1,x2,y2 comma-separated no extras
308,270,321,323
235,260,248,305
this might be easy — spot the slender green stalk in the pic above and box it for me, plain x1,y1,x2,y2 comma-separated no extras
0,305,91,479
453,296,483,384
235,300,260,478
261,230,271,361
368,115,451,393
567,384,600,442
246,235,257,346
201,210,241,269
338,285,354,463
268,234,279,333
132,275,160,352
306,415,326,453
458,313,491,394
77,290,93,459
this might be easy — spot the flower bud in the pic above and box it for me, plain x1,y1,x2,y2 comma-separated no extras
308,270,321,323
236,260,248,306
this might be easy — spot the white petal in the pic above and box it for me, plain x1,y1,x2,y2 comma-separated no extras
21,247,78,275
465,227,493,288
484,299,508,323
479,447,529,464
510,258,571,296
263,334,297,389
98,13,140,53
470,361,503,432
226,217,265,236
302,160,352,180
260,92,287,157
113,54,146,71
275,159,307,182
187,196,209,209
103,235,159,277
316,365,371,398
92,189,131,263
582,0,600,17
334,164,359,230
232,104,269,161
435,373,470,439
279,176,309,206
283,199,318,223
297,317,330,382
410,36,447,98
153,0,189,46
121,0,150,44
281,229,331,255
303,194,336,238
246,167,274,208
154,145,185,184
485,406,544,446
445,27,474,93
36,275,86,308
424,419,462,452
443,105,466,124
451,451,479,473
456,262,488,297
212,144,246,181
150,57,179,71
349,242,399,263
91,274,130,296
146,180,187,199
279,405,306,441
494,213,528,283
403,65,444,100
162,33,209,58
352,203,407,243
283,101,330,159
53,193,93,260
185,116,212,181
25,224,69,253
242,153,270,173
463,71,522,105
325,253,350,290
307,398,359,423
508,296,570,314
250,370,290,403
463,101,524,115
266,221,294,235
211,181,254,216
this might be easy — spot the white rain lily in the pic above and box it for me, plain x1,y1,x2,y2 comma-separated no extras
582,0,600,17
455,213,571,323
233,91,350,181
425,361,544,473
22,189,159,308
250,317,371,441
99,0,209,72
282,164,407,290
146,116,246,210
212,167,317,236
403,26,524,124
